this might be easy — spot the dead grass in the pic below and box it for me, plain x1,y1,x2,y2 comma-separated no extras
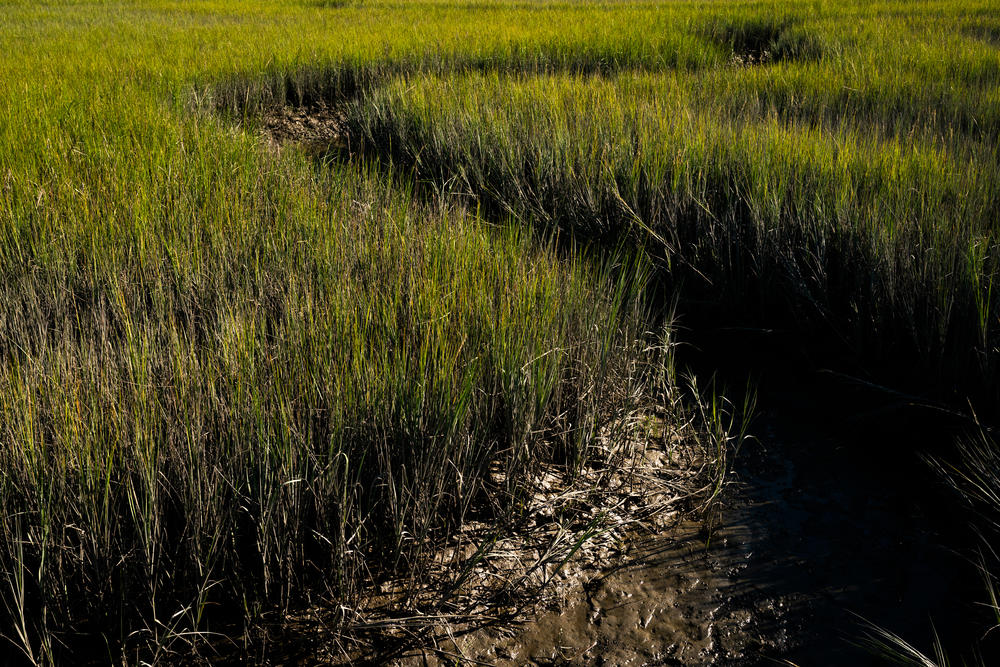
258,102,349,153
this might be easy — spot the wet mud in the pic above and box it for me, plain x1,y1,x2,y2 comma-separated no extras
396,390,987,666
258,103,348,151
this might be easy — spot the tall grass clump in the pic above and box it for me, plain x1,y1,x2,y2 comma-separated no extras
0,136,688,661
343,46,1000,407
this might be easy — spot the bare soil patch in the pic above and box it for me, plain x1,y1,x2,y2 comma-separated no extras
303,421,722,665
195,395,734,665
258,103,349,152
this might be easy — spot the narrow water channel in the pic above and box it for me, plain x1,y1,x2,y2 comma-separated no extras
388,382,991,666
696,391,983,664
251,116,994,664
673,320,998,664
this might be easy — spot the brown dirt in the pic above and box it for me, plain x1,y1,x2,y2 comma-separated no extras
333,424,720,666
258,103,349,152
224,409,733,667
401,520,761,667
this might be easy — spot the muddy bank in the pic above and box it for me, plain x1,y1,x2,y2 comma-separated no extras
243,108,992,665
258,103,348,152
386,385,992,666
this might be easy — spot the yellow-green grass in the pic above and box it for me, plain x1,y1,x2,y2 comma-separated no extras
335,16,1000,402
2,0,999,662
0,0,716,661
0,127,673,661
348,68,999,389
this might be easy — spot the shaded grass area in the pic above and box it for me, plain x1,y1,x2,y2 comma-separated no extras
342,70,999,403
195,1,1000,410
326,34,1000,410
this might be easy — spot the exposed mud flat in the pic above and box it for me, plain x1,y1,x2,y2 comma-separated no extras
389,483,774,665
242,409,728,667
389,396,982,666
258,103,348,152
343,434,720,666
400,520,774,666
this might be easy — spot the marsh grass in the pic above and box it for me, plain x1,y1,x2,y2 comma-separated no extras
0,146,701,661
202,0,997,407
1,0,749,658
2,0,999,662
337,57,1000,406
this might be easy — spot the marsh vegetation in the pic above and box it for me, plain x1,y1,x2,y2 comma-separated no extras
1,0,999,663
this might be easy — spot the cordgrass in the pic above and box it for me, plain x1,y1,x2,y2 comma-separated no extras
339,36,1000,405
0,128,681,662
2,0,999,662
0,2,717,661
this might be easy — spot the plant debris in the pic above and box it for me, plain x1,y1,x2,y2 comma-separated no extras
258,103,349,152
231,410,736,666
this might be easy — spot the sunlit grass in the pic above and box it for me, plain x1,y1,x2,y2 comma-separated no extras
1,0,999,662
346,66,999,394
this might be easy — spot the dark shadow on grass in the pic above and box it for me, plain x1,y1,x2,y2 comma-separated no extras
700,16,830,65
236,82,998,436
